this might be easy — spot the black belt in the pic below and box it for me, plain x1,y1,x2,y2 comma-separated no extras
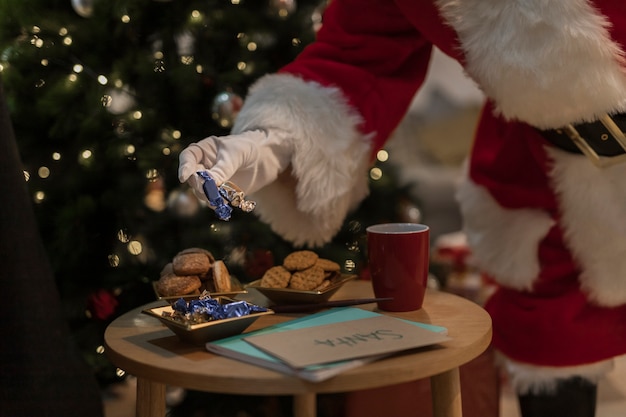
538,113,626,167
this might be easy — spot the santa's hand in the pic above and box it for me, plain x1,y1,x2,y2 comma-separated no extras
178,129,293,203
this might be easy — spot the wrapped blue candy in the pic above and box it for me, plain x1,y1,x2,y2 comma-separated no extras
171,293,268,324
197,171,232,221
196,171,256,221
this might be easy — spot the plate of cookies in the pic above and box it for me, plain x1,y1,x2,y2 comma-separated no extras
246,250,358,305
153,247,247,302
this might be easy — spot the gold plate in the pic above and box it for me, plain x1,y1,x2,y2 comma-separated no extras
246,274,358,305
152,276,247,304
142,297,274,346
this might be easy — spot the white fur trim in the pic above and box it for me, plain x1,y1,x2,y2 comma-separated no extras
496,351,614,395
547,147,626,306
456,176,555,290
231,74,371,247
436,0,626,128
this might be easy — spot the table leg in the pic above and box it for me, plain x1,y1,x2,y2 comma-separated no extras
136,377,167,417
430,367,462,417
293,393,316,417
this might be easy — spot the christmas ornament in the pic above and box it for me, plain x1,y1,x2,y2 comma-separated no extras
244,249,275,280
71,0,95,18
211,91,243,128
144,177,167,212
398,198,422,223
167,188,201,217
104,86,136,115
175,31,195,56
268,0,297,18
87,289,119,321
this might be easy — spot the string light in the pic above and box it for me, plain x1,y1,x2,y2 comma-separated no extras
108,254,120,267
344,259,356,272
190,10,203,22
81,149,93,160
38,166,50,178
117,230,129,243
127,240,143,255
145,169,158,181
370,167,383,180
32,37,44,48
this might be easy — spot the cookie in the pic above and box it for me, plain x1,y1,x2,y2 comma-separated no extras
172,252,212,276
260,265,292,288
289,265,325,290
176,247,215,263
155,274,202,297
283,250,319,271
212,260,232,292
315,258,341,272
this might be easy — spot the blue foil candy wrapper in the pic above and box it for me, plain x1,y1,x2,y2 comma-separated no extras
196,171,256,221
197,171,232,221
172,294,267,322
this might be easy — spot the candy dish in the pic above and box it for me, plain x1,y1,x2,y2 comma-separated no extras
142,297,273,345
246,274,358,305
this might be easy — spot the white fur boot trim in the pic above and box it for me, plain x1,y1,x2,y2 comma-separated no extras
496,351,614,395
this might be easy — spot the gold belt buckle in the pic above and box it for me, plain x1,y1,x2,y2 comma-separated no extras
561,114,626,167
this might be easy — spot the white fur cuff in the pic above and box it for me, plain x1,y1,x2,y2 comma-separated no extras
232,74,372,247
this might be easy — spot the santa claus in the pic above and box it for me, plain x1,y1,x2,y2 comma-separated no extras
179,1,626,415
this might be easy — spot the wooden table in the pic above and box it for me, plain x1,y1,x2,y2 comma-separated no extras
104,280,492,417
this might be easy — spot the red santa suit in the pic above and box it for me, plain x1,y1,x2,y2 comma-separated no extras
228,0,626,393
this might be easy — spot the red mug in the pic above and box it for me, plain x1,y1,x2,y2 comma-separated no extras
366,223,430,312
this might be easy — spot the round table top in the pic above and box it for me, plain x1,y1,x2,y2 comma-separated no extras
104,280,492,396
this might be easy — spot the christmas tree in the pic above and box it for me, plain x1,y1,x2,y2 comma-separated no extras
0,0,420,389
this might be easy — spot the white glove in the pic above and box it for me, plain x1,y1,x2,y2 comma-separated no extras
178,129,293,203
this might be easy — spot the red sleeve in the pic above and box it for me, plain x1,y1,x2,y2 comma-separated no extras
279,0,432,151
